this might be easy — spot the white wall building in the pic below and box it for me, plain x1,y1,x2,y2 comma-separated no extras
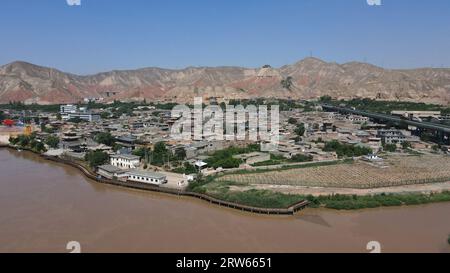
126,170,167,185
60,104,78,114
110,154,140,169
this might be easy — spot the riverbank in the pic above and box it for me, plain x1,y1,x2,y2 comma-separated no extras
0,145,308,215
191,178,450,211
2,144,450,212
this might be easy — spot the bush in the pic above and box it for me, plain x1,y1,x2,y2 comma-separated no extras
288,117,297,125
294,123,305,137
323,140,372,158
383,143,397,152
95,132,115,146
45,135,60,149
289,154,313,163
205,145,259,169
85,150,109,168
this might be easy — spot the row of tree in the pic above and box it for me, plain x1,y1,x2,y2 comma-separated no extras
9,133,46,153
323,140,373,158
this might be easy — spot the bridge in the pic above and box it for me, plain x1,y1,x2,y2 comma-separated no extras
321,104,450,144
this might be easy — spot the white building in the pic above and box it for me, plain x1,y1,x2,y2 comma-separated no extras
62,112,101,122
60,104,78,114
126,170,167,185
346,115,369,123
60,104,101,122
110,154,140,169
97,164,128,180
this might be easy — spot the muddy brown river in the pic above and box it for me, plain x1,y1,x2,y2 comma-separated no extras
0,148,449,253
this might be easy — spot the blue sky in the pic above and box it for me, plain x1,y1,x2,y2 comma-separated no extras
0,0,449,74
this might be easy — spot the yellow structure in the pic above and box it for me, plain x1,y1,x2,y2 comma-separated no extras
24,125,33,136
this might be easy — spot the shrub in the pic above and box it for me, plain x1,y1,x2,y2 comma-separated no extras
95,132,115,146
85,150,109,168
45,135,60,149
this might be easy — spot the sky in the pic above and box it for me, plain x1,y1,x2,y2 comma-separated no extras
0,0,449,74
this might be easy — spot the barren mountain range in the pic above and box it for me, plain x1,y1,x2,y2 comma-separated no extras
1,57,450,105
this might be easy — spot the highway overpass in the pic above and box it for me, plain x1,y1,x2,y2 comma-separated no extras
321,104,450,138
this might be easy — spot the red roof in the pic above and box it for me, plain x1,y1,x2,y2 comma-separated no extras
2,119,15,126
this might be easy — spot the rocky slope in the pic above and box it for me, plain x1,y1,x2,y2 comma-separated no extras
1,58,449,105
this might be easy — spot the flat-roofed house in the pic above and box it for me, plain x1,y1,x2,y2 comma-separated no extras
110,154,140,169
126,170,167,185
377,129,406,144
97,164,128,180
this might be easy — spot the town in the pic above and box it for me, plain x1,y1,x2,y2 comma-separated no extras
1,98,450,209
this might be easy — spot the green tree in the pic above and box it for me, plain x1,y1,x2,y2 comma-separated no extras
85,150,109,168
45,135,60,149
152,142,170,166
17,135,30,147
100,112,111,119
288,117,297,125
383,143,397,153
95,132,115,146
294,123,305,137
319,95,332,103
323,140,372,158
0,110,5,122
290,154,313,163
174,147,187,161
30,140,46,153
9,136,18,145
401,141,412,150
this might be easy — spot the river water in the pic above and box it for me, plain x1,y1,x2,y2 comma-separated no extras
0,148,449,253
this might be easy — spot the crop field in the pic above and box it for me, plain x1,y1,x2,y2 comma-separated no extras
216,155,450,189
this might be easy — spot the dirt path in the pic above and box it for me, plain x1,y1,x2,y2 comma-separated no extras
231,181,450,196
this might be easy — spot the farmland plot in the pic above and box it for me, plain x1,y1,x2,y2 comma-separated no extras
217,155,450,189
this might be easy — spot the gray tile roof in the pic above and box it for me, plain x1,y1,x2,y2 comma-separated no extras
126,170,166,179
98,164,127,174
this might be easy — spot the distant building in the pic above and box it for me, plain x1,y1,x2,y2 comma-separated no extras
60,104,101,122
346,115,369,124
60,104,78,114
110,154,140,169
391,111,441,120
377,129,406,144
62,112,101,122
184,141,224,159
126,170,167,185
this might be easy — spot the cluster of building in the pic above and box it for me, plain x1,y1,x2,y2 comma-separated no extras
3,101,449,189
60,104,101,122
97,154,167,185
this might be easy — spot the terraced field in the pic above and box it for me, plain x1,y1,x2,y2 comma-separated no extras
217,155,450,189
